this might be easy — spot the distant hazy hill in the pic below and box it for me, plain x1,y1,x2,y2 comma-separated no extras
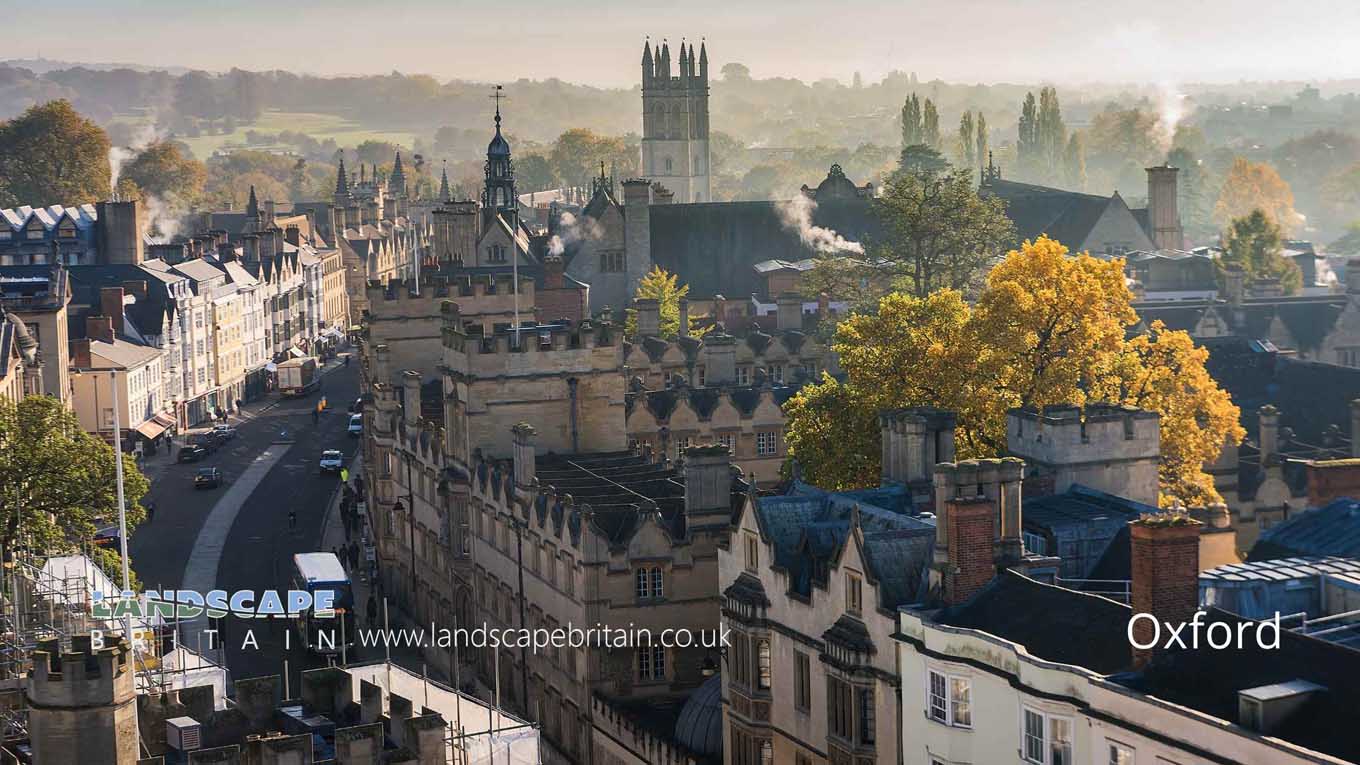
2,58,193,76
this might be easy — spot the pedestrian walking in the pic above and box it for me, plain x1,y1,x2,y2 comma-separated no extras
366,594,378,626
145,501,156,524
288,509,297,531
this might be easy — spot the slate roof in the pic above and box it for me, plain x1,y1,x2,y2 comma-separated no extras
65,265,173,338
1118,608,1360,764
1135,295,1348,352
88,337,162,369
755,480,932,609
1205,345,1360,450
533,452,694,546
1248,498,1360,561
647,198,880,299
934,570,1133,673
980,178,1151,251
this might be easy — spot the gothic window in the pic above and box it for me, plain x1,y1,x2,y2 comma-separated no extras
600,251,625,273
487,244,507,264
665,157,674,173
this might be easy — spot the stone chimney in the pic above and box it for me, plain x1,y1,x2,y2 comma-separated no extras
1146,164,1183,250
95,199,145,265
1258,405,1280,463
402,371,421,427
85,315,114,345
72,338,92,368
285,225,302,247
260,229,277,261
703,331,737,386
776,292,802,332
512,422,537,489
818,291,830,319
634,298,661,337
373,344,391,388
217,242,236,262
1351,399,1360,458
264,199,277,227
242,234,260,262
1129,516,1203,668
678,298,690,337
684,443,733,531
99,287,125,338
1223,264,1245,306
543,253,565,290
880,407,957,485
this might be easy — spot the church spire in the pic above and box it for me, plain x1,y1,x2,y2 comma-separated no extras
246,185,260,221
334,156,350,199
679,39,689,78
439,161,451,203
699,40,708,80
390,151,407,198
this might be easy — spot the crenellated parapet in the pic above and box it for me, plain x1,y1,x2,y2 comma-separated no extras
591,693,702,765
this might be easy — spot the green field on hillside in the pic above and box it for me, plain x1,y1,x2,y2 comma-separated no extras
111,109,420,159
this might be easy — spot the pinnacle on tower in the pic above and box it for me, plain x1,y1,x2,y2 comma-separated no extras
246,185,260,220
439,161,451,203
335,156,350,200
679,39,689,77
390,151,406,197
642,38,653,67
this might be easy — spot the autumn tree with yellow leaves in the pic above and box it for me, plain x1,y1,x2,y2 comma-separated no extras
784,236,1244,506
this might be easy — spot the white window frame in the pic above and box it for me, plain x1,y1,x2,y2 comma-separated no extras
756,430,777,456
1108,741,1135,765
926,669,971,728
1022,707,1074,765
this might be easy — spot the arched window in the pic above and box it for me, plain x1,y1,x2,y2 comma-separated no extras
665,157,673,172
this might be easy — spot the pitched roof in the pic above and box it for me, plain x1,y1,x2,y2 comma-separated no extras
88,337,162,369
981,178,1151,251
648,198,880,299
1248,498,1360,561
934,570,1133,673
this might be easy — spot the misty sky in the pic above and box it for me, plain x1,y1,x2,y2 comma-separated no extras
15,0,1360,86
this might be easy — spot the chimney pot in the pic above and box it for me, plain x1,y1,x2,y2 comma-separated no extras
1129,517,1203,668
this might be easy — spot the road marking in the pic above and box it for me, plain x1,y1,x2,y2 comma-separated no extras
177,442,291,648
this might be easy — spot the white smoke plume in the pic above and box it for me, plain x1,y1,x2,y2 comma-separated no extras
1155,82,1187,151
547,211,604,257
776,195,864,255
108,122,160,190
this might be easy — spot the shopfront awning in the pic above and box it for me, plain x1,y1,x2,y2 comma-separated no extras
326,326,344,339
135,418,171,441
288,347,306,359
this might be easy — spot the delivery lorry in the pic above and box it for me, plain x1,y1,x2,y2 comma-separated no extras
277,357,320,397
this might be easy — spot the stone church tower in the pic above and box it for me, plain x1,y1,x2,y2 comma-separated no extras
641,38,711,203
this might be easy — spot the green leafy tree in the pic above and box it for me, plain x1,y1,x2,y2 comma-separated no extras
0,100,111,207
900,94,923,148
1017,92,1039,179
1062,133,1087,190
871,167,1014,297
957,111,976,172
975,113,988,173
625,266,691,338
922,99,940,150
0,396,148,586
121,141,206,203
1330,220,1360,255
1037,86,1066,180
1222,209,1302,294
898,144,948,176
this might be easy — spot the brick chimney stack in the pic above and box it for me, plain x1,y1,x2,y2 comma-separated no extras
512,422,537,490
99,287,125,338
285,225,302,247
542,253,565,290
71,338,92,368
933,461,1000,605
1129,516,1203,668
85,315,114,345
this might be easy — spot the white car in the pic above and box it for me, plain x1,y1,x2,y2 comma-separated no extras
347,414,362,437
319,450,344,473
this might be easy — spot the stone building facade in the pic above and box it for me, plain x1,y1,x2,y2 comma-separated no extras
362,299,743,764
640,40,711,204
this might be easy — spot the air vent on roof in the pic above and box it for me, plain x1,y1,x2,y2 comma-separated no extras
167,716,202,751
1237,679,1325,734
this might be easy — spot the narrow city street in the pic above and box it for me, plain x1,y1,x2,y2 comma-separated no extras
128,357,361,686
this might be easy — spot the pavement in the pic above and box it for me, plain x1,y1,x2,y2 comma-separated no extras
128,353,361,686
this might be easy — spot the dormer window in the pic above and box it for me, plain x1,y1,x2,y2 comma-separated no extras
846,572,863,615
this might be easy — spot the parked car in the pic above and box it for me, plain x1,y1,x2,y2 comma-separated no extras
347,414,363,437
319,450,344,473
177,444,208,463
191,434,219,453
211,424,237,441
194,467,223,489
